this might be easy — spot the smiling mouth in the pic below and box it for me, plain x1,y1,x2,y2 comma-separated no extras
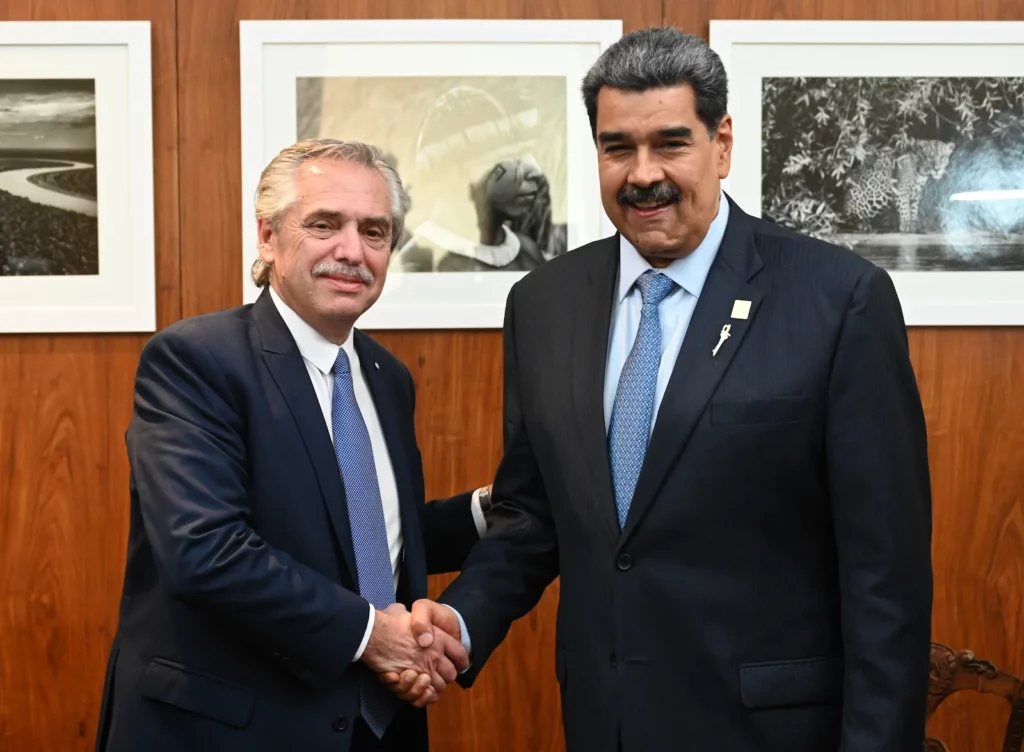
321,274,367,289
628,200,673,216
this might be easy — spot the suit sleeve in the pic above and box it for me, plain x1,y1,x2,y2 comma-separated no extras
420,490,479,574
826,265,933,750
128,327,371,686
438,283,560,686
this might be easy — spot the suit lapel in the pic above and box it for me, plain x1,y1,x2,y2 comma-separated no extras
620,203,765,545
354,332,426,597
570,237,622,545
253,290,358,582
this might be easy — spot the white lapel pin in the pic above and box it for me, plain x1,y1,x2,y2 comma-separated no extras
712,324,731,357
374,362,380,370
731,299,751,320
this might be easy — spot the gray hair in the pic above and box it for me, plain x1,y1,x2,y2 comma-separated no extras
581,26,729,140
251,138,409,287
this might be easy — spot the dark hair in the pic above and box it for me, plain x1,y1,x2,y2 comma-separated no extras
581,26,729,140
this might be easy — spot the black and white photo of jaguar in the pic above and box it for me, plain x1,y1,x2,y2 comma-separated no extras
761,76,1024,271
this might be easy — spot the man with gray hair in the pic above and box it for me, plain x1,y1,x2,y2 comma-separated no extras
399,26,933,751
94,138,490,752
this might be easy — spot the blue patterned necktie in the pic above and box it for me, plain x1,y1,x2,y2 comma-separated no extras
331,347,399,738
608,270,677,529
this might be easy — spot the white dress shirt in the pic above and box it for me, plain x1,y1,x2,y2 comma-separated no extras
604,191,730,434
268,287,485,663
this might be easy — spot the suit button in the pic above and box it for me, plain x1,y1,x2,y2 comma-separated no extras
332,716,348,732
617,553,632,571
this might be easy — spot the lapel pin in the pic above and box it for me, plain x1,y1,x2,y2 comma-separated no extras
374,362,380,370
712,324,732,357
731,299,751,320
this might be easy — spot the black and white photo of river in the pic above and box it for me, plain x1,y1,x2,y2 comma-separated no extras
0,79,98,276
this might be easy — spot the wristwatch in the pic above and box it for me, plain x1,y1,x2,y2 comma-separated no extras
478,486,494,515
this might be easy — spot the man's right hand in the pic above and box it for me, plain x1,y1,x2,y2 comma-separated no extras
360,604,467,707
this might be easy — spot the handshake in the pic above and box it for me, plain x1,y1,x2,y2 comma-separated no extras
360,599,467,707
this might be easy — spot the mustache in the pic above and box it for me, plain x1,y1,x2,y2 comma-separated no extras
618,182,682,206
311,261,375,285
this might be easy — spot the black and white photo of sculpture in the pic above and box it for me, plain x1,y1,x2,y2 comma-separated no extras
761,77,1024,271
296,75,568,273
0,79,99,276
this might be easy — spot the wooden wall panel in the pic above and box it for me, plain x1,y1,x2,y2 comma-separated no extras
0,1,179,751
910,327,1024,751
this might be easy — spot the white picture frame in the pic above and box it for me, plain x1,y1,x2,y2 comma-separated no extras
710,20,1024,326
0,21,155,333
239,19,622,329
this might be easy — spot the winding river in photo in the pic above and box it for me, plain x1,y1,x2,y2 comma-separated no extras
0,159,97,216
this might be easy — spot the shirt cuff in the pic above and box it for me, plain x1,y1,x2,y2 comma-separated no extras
444,604,473,671
351,602,374,662
470,489,488,538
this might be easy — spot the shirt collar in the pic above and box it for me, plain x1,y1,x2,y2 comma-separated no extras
617,189,730,302
268,285,355,376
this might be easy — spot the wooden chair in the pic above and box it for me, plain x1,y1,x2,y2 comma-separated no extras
926,642,1024,751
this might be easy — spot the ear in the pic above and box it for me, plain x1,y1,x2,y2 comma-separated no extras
714,114,734,180
256,218,276,264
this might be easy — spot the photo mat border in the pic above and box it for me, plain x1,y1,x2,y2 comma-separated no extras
0,20,155,334
709,20,1024,326
239,18,623,330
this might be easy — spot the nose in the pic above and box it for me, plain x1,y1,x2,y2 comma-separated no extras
332,222,365,266
628,147,665,187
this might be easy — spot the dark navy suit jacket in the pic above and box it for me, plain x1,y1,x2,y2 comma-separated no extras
440,196,933,752
94,289,480,752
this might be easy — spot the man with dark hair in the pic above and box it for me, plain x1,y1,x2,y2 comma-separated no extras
394,26,933,752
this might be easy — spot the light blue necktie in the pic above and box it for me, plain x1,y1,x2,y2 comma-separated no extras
332,347,399,738
608,270,677,529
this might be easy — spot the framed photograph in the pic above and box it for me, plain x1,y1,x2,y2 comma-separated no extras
239,19,621,329
710,20,1024,326
0,21,155,333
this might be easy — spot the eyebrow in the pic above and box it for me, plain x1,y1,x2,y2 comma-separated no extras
657,126,694,140
597,125,695,144
303,209,391,227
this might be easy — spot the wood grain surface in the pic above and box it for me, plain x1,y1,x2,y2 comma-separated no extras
907,327,1024,751
0,0,1021,750
0,1,179,751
